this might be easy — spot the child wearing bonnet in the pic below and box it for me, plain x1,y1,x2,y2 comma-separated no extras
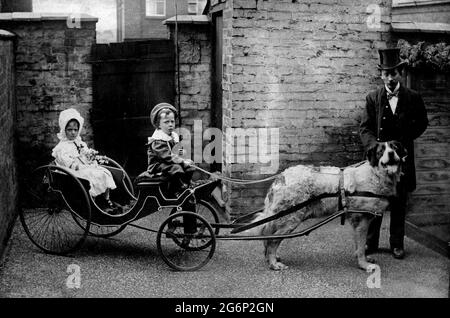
51,108,118,212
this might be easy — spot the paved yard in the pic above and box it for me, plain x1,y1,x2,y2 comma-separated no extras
0,211,448,298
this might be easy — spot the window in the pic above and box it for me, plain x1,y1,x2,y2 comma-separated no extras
146,0,166,17
188,0,198,14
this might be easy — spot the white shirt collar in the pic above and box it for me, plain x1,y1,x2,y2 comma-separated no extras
148,129,179,143
385,82,400,94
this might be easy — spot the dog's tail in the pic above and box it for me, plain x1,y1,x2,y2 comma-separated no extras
235,184,278,236
231,206,271,236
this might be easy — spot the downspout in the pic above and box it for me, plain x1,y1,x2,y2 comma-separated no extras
174,0,181,128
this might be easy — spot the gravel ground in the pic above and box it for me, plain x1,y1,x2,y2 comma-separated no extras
0,211,448,298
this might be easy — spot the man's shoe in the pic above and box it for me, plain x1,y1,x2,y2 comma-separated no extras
392,248,405,259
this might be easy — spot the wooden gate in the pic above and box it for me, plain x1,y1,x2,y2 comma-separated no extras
91,40,175,178
406,70,450,256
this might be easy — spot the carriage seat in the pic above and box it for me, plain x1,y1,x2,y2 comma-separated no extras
134,171,167,188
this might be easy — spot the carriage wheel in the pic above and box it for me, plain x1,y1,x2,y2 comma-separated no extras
169,199,220,236
196,199,222,235
157,212,216,271
20,165,91,255
165,199,220,250
72,216,127,238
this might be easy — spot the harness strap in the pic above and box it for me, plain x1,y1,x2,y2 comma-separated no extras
337,171,390,224
230,192,339,234
339,169,347,225
347,191,392,200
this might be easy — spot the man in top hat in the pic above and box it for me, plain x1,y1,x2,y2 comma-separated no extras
359,48,428,259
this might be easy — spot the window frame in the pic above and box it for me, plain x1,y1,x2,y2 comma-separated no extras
145,0,166,18
188,0,198,14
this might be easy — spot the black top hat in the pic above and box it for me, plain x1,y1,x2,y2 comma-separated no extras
377,48,407,70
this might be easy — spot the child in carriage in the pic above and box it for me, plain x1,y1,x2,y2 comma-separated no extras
51,108,120,214
147,103,195,198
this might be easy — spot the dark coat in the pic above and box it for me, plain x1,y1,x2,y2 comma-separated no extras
359,85,428,191
147,139,187,178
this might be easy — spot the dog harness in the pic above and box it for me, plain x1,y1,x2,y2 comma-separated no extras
338,167,391,225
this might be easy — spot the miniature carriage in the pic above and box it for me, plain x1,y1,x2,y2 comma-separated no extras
20,157,223,271
20,156,387,272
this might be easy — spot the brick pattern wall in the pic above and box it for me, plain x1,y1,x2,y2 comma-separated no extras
0,18,97,177
168,22,212,168
216,0,394,217
124,0,190,40
220,0,235,212
0,34,17,259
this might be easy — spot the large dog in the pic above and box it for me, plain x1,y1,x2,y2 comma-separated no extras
242,141,406,271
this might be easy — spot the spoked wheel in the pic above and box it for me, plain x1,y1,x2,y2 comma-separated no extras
72,216,127,238
20,165,91,255
196,199,221,235
157,212,216,271
169,199,221,235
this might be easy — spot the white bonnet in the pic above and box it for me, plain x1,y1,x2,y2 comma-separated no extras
57,108,84,141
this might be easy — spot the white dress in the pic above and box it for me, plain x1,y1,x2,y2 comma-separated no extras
52,140,117,197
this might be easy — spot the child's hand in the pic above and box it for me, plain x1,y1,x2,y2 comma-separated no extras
184,159,194,166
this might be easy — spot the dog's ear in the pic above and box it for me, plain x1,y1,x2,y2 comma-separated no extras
391,140,408,162
366,144,379,167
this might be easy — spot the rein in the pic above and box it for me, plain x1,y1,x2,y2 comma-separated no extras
190,161,368,185
191,164,279,184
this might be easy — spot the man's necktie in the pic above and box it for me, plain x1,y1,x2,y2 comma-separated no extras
387,91,398,100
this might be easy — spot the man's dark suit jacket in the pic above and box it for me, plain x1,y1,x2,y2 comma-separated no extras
360,85,428,192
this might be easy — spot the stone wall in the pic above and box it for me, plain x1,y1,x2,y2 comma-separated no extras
0,13,98,178
214,0,394,217
166,18,213,168
0,30,17,259
1,0,32,12
124,0,190,40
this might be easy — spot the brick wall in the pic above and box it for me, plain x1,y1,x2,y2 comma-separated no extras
0,31,17,259
214,0,394,217
0,14,98,178
124,0,190,40
167,19,212,168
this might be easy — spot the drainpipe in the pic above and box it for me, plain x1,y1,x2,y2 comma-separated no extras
174,1,181,129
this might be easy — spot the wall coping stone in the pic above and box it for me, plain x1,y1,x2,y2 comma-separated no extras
0,29,15,38
0,12,98,22
391,21,450,33
163,15,210,25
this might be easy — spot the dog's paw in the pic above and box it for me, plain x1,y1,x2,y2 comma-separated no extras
269,262,288,271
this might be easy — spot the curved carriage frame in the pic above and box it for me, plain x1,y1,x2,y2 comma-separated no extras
20,158,388,271
20,157,223,271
